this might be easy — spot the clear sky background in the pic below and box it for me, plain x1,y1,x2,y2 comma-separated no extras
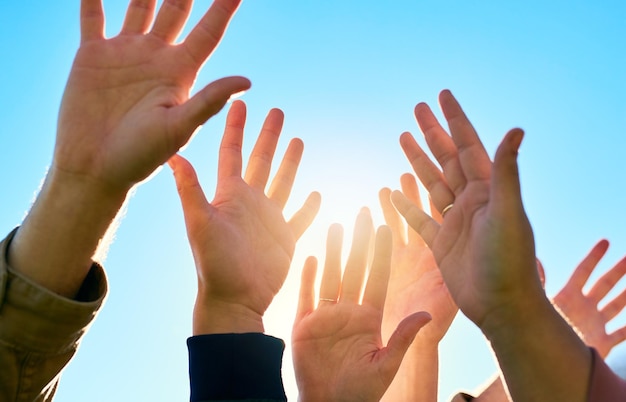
1,1,626,401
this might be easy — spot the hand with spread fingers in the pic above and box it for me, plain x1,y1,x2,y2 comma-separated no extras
553,240,626,358
379,174,457,402
170,100,320,335
390,89,594,401
56,0,251,191
9,0,251,298
292,209,432,402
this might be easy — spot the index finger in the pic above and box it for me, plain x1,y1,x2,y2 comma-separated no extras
81,0,105,41
362,225,393,311
183,0,242,65
217,100,246,179
439,90,491,182
565,239,609,290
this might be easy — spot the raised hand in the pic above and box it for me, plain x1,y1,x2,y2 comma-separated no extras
292,209,432,402
379,174,457,402
9,0,250,298
458,241,626,402
390,90,538,328
553,240,626,358
170,100,320,334
56,0,251,191
380,174,457,344
391,90,592,401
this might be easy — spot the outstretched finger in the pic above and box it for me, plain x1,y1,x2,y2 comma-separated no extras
81,0,105,41
380,311,432,382
414,102,467,196
400,132,455,214
216,100,246,179
340,209,374,303
608,326,626,354
379,187,405,248
244,109,285,191
601,286,626,322
170,76,251,153
391,191,439,249
168,154,213,230
296,257,318,322
429,196,443,224
150,0,193,43
588,255,626,303
121,0,156,35
268,138,304,208
400,173,426,246
183,0,242,65
439,90,491,182
565,240,610,290
490,128,525,216
319,224,343,303
288,192,321,240
362,226,393,311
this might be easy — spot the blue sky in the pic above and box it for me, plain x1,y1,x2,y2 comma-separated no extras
1,1,625,400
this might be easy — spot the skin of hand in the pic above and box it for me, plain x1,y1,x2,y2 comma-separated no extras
470,241,626,402
170,100,320,335
552,239,626,358
292,209,432,402
391,89,592,401
8,0,251,298
379,175,457,402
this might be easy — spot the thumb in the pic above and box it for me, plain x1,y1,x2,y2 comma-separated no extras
170,76,251,149
168,154,212,221
491,128,525,215
381,311,432,380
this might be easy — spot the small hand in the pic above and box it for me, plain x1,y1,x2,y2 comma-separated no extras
292,209,431,402
552,239,626,358
379,174,457,345
171,100,320,334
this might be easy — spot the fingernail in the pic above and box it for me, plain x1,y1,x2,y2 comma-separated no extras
511,129,524,152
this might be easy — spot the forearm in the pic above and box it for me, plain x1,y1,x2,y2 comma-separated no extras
382,338,439,402
8,168,127,298
482,294,591,402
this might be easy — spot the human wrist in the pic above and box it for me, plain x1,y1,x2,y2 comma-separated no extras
193,296,265,335
479,289,551,342
479,290,591,401
8,167,129,297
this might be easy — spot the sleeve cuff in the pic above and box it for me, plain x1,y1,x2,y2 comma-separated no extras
587,347,626,401
0,227,108,354
187,333,287,402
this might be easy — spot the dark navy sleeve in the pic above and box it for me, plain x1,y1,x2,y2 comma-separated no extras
187,333,287,402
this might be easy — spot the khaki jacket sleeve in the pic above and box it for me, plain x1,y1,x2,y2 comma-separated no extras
0,228,108,402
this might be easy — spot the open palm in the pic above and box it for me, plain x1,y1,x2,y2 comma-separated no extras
171,101,320,329
292,211,431,402
54,0,251,191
